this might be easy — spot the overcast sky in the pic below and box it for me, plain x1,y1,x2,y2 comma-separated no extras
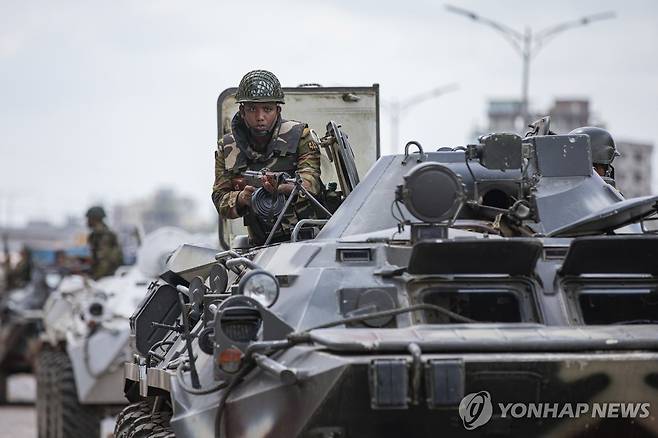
1,0,657,226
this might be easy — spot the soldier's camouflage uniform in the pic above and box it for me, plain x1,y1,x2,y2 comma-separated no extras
88,222,123,280
212,113,322,245
5,254,32,290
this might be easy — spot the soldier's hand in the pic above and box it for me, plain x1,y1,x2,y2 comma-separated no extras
260,174,278,193
277,183,294,195
237,186,256,207
232,176,247,191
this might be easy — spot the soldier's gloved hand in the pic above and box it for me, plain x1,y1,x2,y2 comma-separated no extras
237,186,256,208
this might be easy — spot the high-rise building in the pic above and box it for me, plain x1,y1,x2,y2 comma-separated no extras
613,141,654,198
548,99,590,134
487,100,524,133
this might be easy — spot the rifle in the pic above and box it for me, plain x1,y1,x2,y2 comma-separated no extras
230,169,292,191
231,169,333,246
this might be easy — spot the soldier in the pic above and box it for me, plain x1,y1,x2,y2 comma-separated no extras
85,206,123,280
212,70,322,245
4,245,33,289
569,126,620,185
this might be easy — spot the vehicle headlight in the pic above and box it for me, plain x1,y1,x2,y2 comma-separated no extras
88,301,104,317
239,270,279,308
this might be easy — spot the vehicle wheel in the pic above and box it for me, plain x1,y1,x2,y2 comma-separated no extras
50,350,100,438
114,400,153,438
127,410,172,438
148,427,175,438
36,349,56,438
0,370,8,404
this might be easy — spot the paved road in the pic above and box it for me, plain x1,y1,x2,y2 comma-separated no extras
0,374,115,438
0,404,35,438
0,374,36,438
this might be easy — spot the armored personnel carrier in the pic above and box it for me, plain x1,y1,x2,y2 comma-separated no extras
36,227,211,438
118,110,658,438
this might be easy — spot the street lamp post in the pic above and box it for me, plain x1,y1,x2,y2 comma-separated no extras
388,83,459,151
445,5,615,127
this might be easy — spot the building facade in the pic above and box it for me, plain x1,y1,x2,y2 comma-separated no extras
613,141,654,198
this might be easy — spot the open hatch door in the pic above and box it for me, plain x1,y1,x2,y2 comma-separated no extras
322,120,361,196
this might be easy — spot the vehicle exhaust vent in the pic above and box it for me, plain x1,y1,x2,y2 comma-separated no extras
337,248,373,263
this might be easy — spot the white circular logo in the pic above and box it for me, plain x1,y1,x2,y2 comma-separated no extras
459,391,493,430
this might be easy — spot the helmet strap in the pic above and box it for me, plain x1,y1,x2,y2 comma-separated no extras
607,165,615,179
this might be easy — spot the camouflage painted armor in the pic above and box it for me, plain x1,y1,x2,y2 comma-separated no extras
88,222,123,280
212,113,322,244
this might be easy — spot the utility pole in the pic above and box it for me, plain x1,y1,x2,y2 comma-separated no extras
446,5,615,127
388,83,458,151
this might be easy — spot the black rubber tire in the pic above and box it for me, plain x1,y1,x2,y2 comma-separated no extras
148,427,176,438
114,400,153,438
50,350,100,438
127,410,172,438
35,349,56,438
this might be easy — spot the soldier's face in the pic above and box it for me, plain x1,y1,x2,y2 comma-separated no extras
593,164,607,177
241,103,280,134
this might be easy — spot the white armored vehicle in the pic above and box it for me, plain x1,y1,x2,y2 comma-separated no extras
36,227,213,438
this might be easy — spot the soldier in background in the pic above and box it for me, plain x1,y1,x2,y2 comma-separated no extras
85,206,123,280
4,245,33,290
212,70,322,245
569,126,620,186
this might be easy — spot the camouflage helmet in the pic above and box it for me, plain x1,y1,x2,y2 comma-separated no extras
85,206,106,220
235,70,285,104
569,126,620,165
